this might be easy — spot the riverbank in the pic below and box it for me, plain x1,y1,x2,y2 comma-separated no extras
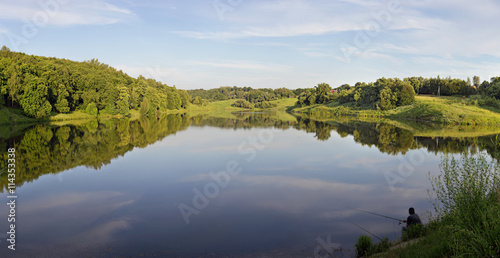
361,154,500,257
0,98,298,125
290,95,500,125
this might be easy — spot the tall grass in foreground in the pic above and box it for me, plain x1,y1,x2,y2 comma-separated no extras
427,154,500,257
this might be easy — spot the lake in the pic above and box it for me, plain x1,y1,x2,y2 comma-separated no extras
1,112,499,257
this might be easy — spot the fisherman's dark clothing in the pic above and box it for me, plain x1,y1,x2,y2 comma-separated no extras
406,213,422,226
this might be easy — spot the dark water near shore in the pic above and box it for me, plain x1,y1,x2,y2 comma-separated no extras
0,113,499,257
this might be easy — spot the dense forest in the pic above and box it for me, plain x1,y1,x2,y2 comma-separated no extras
0,46,190,118
2,113,500,192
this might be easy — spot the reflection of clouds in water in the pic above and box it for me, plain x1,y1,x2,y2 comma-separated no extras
72,219,132,244
239,175,372,192
19,191,137,245
255,166,294,172
177,172,432,227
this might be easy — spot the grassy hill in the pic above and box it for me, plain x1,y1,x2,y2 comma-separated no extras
291,95,500,125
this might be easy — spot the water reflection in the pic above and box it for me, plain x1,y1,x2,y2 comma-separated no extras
2,113,499,192
0,113,499,257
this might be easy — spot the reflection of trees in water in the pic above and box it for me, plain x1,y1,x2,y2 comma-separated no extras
294,117,335,141
0,114,191,192
1,113,499,192
333,122,416,155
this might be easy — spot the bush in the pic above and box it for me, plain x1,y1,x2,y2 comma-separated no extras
478,96,500,109
85,102,98,117
371,237,390,254
355,235,372,257
254,101,277,109
429,154,500,256
232,99,254,109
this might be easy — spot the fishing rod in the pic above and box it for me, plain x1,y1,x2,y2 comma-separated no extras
347,219,382,241
347,207,404,223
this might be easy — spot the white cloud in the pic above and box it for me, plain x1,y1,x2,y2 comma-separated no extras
0,0,136,26
114,64,174,82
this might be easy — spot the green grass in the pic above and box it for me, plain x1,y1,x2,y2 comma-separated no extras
291,95,500,125
369,154,500,257
0,107,38,124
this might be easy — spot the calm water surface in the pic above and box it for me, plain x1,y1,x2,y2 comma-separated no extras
1,113,499,257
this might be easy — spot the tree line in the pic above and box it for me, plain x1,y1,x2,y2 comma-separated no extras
0,46,190,118
295,76,500,110
188,86,310,109
296,79,415,110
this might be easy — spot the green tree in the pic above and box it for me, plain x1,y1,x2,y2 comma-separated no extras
54,84,70,113
167,90,181,110
140,97,150,115
20,76,52,118
192,96,203,105
116,85,130,115
379,87,397,110
473,76,480,87
178,90,190,109
315,83,333,104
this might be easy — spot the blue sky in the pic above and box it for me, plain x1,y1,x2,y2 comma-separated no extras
1,0,499,90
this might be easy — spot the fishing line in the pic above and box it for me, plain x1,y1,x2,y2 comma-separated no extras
347,207,403,223
347,219,383,241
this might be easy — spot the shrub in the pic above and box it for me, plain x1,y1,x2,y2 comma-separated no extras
478,96,500,109
371,237,390,254
355,235,372,257
429,154,500,256
401,224,426,241
85,102,98,117
232,99,254,109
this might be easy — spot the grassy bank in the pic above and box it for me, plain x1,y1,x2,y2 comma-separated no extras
361,154,500,257
291,95,500,125
0,98,298,126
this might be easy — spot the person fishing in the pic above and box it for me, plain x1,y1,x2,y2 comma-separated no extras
402,207,422,230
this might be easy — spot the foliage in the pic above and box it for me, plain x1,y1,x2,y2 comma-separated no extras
428,154,500,256
19,76,52,118
192,96,204,106
371,237,390,254
232,99,254,109
401,224,426,242
296,83,334,106
295,95,500,125
0,47,188,119
254,101,277,109
355,235,372,257
187,86,297,104
298,79,415,111
85,102,98,117
140,97,150,115
411,76,477,96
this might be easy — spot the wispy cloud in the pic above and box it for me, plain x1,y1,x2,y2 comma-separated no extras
190,60,292,72
0,0,136,26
